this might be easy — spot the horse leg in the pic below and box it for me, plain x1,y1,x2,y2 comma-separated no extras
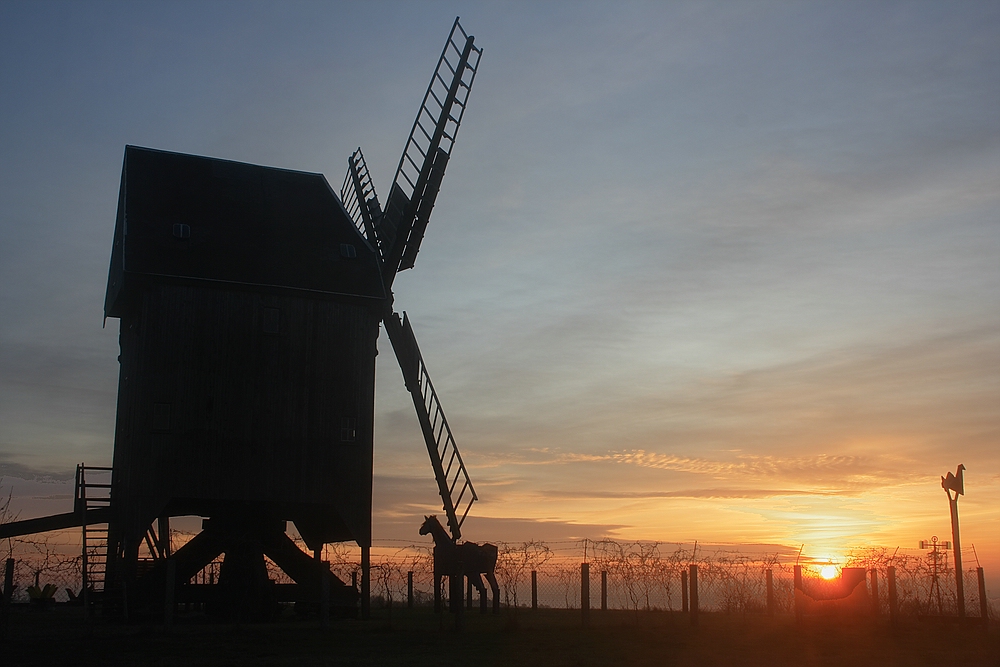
486,571,501,614
471,573,488,614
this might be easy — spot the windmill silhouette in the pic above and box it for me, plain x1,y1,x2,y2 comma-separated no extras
0,18,485,620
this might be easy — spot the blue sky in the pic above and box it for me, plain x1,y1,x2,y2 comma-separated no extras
1,1,998,568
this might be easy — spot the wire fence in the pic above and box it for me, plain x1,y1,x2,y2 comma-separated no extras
1,531,993,620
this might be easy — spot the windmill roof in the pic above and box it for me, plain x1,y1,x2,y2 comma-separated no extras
105,146,385,317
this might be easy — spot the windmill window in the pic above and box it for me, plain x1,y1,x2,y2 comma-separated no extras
340,417,357,442
263,307,280,334
152,403,171,432
172,223,191,239
340,243,357,258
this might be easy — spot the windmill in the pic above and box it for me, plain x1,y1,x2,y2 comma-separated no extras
341,17,482,542
0,18,483,620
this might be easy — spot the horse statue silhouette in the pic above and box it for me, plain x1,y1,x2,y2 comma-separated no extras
419,515,500,614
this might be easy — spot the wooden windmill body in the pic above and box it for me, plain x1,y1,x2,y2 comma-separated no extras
95,18,482,617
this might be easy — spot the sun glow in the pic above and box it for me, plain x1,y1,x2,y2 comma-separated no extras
820,565,838,580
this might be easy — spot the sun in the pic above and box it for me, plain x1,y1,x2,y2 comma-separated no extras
820,565,838,580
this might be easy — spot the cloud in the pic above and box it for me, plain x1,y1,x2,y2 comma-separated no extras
538,487,824,500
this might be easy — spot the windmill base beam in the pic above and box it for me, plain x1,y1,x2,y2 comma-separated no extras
0,509,110,539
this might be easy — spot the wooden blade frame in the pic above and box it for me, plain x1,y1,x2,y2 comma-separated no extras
341,147,382,248
338,19,483,543
383,310,477,541
379,17,482,287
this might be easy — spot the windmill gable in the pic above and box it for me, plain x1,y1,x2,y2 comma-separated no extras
105,145,384,318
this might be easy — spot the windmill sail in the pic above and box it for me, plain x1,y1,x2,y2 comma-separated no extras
378,17,482,285
383,310,477,541
341,147,382,248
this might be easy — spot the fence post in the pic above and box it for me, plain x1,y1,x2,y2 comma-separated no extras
531,570,537,610
887,566,898,625
681,569,688,613
320,562,330,629
766,569,774,616
581,562,590,625
870,569,879,616
164,558,175,627
466,576,473,610
978,567,988,626
601,570,607,611
451,564,465,632
361,544,370,620
793,565,802,623
2,558,13,639
407,571,414,609
689,564,699,627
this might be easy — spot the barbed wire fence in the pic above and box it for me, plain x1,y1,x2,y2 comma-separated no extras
0,529,994,621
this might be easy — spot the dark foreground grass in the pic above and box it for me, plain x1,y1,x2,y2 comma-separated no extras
3,606,998,667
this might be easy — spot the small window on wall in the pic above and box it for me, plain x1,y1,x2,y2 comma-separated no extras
152,403,171,432
340,417,357,442
263,307,280,334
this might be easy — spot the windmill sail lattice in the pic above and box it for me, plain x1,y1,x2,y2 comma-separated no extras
341,148,382,244
377,17,482,284
341,18,482,542
384,312,477,540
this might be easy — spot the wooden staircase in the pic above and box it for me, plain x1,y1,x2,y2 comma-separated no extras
75,464,112,610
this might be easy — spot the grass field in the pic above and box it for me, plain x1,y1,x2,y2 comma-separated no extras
3,606,998,667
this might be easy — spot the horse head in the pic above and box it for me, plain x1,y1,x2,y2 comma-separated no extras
418,515,437,536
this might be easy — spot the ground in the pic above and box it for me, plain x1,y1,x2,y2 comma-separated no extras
2,606,998,666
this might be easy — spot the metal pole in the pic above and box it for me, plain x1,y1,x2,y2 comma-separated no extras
949,494,965,617
601,570,607,612
581,562,590,625
681,569,688,613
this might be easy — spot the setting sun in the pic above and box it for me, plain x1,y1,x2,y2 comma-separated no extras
820,565,839,580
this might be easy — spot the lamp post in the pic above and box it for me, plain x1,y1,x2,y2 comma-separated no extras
940,464,966,617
